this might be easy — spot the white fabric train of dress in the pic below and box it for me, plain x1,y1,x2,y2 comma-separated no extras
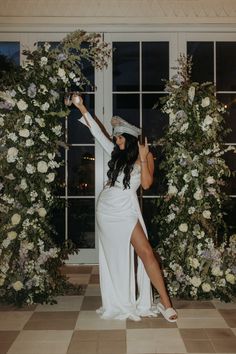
78,112,158,321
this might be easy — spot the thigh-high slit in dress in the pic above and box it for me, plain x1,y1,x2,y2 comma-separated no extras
78,112,157,321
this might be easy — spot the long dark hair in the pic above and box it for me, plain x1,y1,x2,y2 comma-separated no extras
107,133,139,189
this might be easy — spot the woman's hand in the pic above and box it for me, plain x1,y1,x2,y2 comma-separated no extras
72,93,83,107
138,137,149,162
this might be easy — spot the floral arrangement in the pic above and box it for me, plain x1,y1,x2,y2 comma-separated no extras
0,30,111,306
154,55,236,302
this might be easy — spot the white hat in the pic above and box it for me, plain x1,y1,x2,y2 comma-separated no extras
111,116,141,138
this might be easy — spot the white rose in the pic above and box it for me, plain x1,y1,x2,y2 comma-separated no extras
35,118,45,127
38,207,47,218
190,276,201,287
37,161,48,173
180,122,189,133
168,185,178,195
188,86,195,104
24,115,32,124
41,102,50,111
194,189,203,200
202,283,211,292
189,257,200,269
11,213,21,225
40,84,48,93
0,277,5,286
26,164,36,174
183,174,191,183
201,97,210,107
26,242,34,250
58,68,66,78
212,267,223,277
188,207,195,214
45,173,55,183
0,117,4,126
2,238,11,248
17,99,28,111
226,273,235,285
26,139,34,147
206,176,215,184
202,210,211,219
40,56,48,66
20,178,28,190
179,223,188,232
191,169,199,177
69,72,76,79
19,129,30,138
204,115,213,125
7,147,18,163
7,231,17,240
12,280,23,291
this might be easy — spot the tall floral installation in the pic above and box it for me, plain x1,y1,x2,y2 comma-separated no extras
0,30,111,306
154,55,236,302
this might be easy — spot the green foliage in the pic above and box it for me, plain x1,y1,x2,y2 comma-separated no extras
0,30,111,306
154,55,236,301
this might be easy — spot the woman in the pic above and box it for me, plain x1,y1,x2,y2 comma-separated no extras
69,94,177,322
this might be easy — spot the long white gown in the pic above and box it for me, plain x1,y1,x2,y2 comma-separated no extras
78,112,157,321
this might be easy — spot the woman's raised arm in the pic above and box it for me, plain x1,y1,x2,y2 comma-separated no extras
71,94,114,156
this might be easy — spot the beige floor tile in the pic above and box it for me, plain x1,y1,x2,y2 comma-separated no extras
35,296,83,312
76,311,126,330
127,317,177,329
0,303,36,312
23,311,79,330
85,284,101,296
177,309,223,318
127,328,187,353
177,317,228,328
67,339,97,354
7,330,73,354
183,340,215,353
231,328,236,336
0,312,33,330
98,329,126,341
68,274,91,285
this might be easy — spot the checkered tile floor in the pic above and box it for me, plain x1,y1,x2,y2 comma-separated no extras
0,265,236,354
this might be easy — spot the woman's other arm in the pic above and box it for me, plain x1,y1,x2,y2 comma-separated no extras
138,137,154,190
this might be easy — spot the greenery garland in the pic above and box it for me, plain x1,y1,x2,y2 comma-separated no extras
154,55,236,302
0,30,111,306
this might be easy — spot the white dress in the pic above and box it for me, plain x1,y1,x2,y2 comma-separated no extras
78,112,157,321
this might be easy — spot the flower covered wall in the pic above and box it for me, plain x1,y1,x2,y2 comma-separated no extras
154,56,236,302
0,30,111,306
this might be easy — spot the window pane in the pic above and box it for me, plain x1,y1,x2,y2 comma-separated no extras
113,94,140,127
216,42,236,91
217,94,236,143
68,94,95,144
223,151,236,195
142,42,169,91
68,198,95,248
0,42,20,65
187,42,214,83
142,94,169,143
68,146,95,196
143,145,167,196
113,42,139,91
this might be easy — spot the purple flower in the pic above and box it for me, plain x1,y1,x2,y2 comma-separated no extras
57,53,67,61
27,83,37,98
0,101,13,110
207,158,215,165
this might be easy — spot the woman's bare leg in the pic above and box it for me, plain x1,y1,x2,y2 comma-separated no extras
130,221,177,319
